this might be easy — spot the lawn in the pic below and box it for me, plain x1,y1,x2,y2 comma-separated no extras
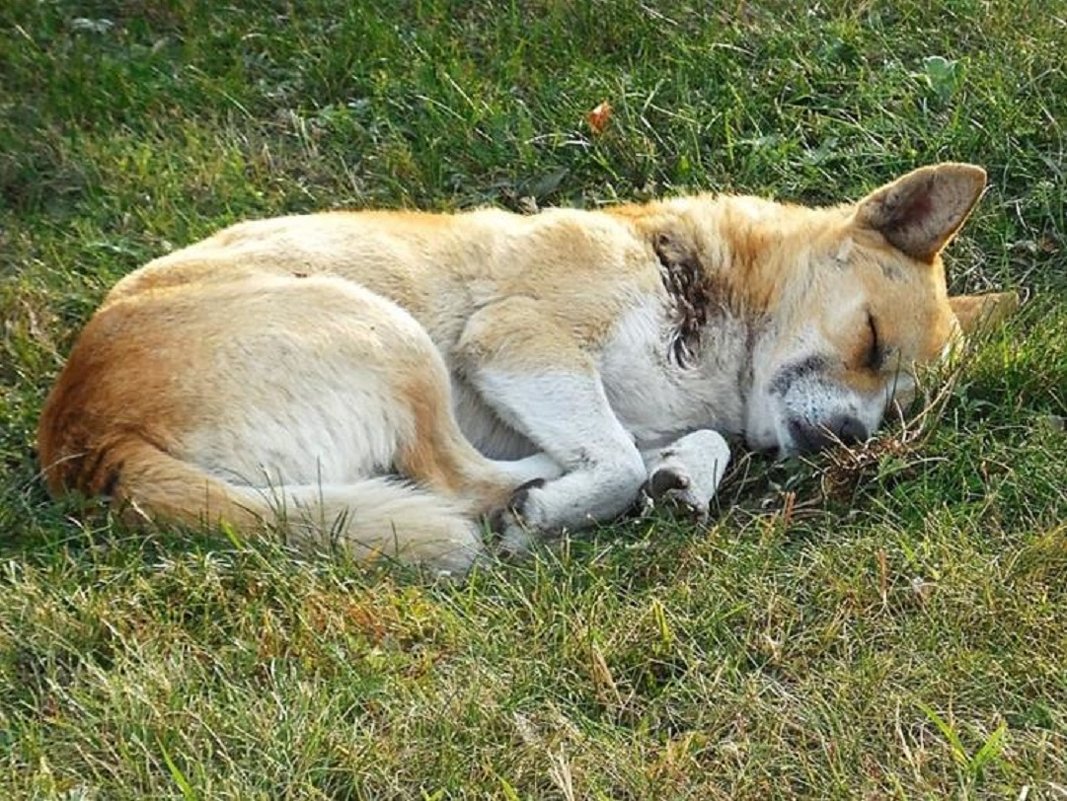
1,0,1065,798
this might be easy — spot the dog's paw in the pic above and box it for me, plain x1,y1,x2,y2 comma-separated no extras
642,429,730,522
487,478,548,560
643,465,708,521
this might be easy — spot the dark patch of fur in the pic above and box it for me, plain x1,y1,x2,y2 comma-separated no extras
486,477,546,535
508,477,546,514
100,468,121,499
649,467,688,496
769,355,829,397
652,232,715,368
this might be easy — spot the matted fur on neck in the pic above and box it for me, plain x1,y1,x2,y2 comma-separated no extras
650,230,716,368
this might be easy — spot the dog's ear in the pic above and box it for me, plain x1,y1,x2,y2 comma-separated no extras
949,291,1020,334
854,163,987,263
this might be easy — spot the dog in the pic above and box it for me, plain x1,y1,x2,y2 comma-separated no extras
37,163,1017,573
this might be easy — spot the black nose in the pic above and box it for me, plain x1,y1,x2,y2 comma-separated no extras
788,416,868,451
834,415,868,445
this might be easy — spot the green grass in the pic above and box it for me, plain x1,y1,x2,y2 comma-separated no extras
1,0,1066,797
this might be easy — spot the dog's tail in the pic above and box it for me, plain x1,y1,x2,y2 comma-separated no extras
41,436,487,574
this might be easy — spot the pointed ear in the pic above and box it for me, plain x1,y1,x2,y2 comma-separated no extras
949,291,1020,334
854,163,987,262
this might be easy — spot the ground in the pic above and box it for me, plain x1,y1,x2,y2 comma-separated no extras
0,1,1065,798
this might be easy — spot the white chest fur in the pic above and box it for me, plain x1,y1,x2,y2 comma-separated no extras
599,298,750,448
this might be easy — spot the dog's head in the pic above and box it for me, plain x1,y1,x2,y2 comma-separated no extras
744,163,1018,455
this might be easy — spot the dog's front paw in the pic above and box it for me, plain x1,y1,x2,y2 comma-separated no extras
643,464,710,521
642,430,730,522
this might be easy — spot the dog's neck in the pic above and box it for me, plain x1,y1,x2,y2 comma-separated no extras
638,196,833,438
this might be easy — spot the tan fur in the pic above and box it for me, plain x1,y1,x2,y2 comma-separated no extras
949,291,1021,333
38,163,1015,571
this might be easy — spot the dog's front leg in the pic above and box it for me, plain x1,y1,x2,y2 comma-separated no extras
456,299,647,548
640,430,731,521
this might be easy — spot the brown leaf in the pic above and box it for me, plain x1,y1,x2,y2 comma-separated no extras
586,100,613,135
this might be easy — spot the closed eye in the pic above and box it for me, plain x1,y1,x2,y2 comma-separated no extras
865,312,882,370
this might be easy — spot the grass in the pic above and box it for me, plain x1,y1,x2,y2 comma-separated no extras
1,0,1065,797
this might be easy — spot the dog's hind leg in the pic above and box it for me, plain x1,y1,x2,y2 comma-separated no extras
41,273,561,574
392,356,563,516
